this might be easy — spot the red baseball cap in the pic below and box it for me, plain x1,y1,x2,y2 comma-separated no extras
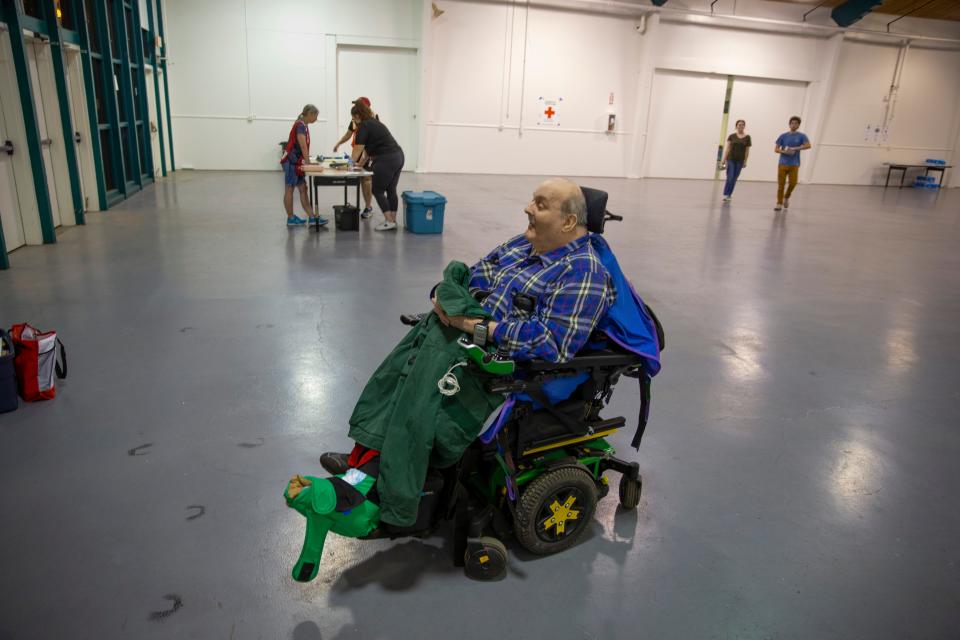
353,96,371,107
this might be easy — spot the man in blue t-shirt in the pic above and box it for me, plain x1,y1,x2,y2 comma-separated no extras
774,116,811,211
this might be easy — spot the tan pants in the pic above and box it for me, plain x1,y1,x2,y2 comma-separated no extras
777,165,799,204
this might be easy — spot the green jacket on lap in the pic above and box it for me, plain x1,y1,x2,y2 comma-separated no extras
347,261,503,527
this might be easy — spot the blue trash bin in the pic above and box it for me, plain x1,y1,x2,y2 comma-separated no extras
402,191,446,234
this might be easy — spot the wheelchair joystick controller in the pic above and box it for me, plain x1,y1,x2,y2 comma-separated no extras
457,335,516,376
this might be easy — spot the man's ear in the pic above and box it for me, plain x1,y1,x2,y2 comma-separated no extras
561,214,579,233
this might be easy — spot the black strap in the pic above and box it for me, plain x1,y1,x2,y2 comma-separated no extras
528,388,591,437
55,338,67,379
496,429,518,502
0,329,13,358
631,372,651,450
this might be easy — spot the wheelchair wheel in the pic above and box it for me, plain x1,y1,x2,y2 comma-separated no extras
619,474,642,510
463,537,508,582
515,466,597,555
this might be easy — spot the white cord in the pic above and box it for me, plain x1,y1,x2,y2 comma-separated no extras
438,360,469,396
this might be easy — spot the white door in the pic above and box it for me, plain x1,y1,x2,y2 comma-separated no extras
0,105,25,251
337,46,418,170
26,38,63,227
0,31,29,250
65,47,98,209
145,65,162,178
644,70,730,179
726,77,808,182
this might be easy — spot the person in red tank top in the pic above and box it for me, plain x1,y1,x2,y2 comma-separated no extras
280,104,326,226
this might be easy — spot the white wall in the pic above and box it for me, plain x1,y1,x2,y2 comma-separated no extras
166,0,960,186
165,0,421,170
812,41,960,185
420,3,643,177
635,18,840,183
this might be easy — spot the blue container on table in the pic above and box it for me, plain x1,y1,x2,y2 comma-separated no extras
402,191,447,234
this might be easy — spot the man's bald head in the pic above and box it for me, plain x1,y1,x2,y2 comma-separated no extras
523,178,590,254
540,178,588,228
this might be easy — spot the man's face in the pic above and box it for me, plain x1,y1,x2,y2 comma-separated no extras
524,181,573,252
789,119,800,131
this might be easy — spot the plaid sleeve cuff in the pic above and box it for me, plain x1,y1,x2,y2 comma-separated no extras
491,320,513,346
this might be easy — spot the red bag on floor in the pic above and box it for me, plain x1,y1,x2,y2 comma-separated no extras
9,323,67,402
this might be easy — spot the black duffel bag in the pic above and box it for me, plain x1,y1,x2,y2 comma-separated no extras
0,329,17,413
334,204,360,231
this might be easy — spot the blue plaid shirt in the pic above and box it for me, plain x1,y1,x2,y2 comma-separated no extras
468,233,614,363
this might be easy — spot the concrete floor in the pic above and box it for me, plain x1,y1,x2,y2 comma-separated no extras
1,171,958,639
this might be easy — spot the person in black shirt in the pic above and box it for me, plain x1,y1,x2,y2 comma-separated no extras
351,101,404,231
720,119,751,201
333,97,377,218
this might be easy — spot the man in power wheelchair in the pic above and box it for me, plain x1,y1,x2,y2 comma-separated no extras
283,178,663,582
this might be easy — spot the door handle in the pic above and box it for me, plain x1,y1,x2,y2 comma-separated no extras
74,132,81,143
40,138,53,147
2,140,12,156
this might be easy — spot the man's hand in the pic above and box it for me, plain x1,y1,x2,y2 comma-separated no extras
432,295,451,326
447,316,492,335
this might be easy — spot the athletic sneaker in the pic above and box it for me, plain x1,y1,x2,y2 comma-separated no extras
310,216,329,226
375,221,398,231
774,203,782,212
783,199,790,210
722,196,731,202
286,215,307,226
361,207,373,219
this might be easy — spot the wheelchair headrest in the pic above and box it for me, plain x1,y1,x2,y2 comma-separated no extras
581,186,609,234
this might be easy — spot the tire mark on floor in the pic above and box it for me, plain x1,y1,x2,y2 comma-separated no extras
238,437,265,448
148,594,183,621
185,505,205,521
127,443,153,456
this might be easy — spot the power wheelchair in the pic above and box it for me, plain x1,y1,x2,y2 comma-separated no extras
380,187,665,581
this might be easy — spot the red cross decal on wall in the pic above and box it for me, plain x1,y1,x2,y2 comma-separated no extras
544,106,555,118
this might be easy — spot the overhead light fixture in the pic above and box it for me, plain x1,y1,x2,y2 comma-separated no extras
432,2,445,19
831,0,883,28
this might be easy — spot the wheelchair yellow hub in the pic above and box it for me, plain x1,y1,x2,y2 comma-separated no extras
543,495,580,535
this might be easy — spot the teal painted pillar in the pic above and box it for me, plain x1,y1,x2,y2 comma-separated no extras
0,217,8,269
146,0,166,176
43,0,85,225
73,0,107,210
156,0,174,170
111,0,143,187
130,0,154,181
2,0,57,244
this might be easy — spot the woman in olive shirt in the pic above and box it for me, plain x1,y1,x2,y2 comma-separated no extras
720,119,751,201
350,101,404,231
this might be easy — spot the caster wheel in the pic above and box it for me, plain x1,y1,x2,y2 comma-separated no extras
619,474,642,510
464,537,508,581
515,466,598,555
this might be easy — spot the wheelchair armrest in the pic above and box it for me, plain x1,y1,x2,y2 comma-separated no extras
522,350,643,371
400,312,429,326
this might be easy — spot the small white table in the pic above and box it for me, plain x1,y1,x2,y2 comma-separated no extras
301,165,374,230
